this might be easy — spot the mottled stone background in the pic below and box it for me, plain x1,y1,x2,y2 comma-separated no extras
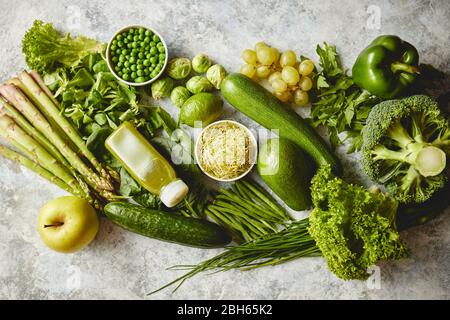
0,0,449,300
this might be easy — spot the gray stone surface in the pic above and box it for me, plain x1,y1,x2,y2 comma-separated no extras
0,0,449,300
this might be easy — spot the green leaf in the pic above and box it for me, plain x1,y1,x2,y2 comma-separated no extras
316,75,329,89
86,126,111,152
133,191,162,210
119,167,141,196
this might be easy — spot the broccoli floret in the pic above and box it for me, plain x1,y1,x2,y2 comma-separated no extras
22,20,104,73
361,95,449,204
308,165,408,280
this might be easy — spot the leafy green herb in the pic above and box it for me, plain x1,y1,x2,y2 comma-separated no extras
310,43,381,152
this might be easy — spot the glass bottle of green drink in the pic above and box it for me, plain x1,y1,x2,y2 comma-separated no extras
105,121,188,207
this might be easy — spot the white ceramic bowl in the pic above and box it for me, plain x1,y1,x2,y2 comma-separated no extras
195,120,258,182
106,25,168,87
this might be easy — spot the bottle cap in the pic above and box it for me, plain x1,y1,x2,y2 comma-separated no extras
160,179,189,208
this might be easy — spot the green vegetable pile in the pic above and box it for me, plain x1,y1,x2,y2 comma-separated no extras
0,19,448,295
150,165,410,293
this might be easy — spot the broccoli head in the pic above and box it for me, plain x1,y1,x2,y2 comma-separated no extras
361,95,449,203
308,165,408,280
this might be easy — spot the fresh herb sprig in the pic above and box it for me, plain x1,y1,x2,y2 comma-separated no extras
310,42,381,153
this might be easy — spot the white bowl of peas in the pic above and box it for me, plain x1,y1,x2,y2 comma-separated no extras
106,25,168,86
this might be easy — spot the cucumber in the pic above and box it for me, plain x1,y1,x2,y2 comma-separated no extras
258,138,312,211
104,202,231,248
221,73,342,174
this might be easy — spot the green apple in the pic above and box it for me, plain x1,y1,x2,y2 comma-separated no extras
38,196,99,253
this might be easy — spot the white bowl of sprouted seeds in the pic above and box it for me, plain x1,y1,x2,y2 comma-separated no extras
106,25,168,86
195,120,258,182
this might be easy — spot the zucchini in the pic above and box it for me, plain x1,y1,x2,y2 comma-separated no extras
104,202,231,248
258,138,312,210
221,73,342,174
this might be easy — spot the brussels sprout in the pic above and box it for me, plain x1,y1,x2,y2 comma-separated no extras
206,64,227,89
180,92,223,127
151,76,174,99
186,76,213,94
192,53,212,73
170,86,191,108
166,57,192,80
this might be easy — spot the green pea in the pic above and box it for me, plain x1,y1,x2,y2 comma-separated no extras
124,61,130,68
132,42,138,49
129,57,136,63
149,66,154,71
118,71,123,77
112,56,119,63
112,39,117,45
145,30,151,36
152,35,160,42
144,37,150,44
150,41,156,47
158,46,165,53
110,44,117,51
117,34,123,40
150,47,157,54
129,43,134,49
148,57,156,64
144,68,150,75
143,59,150,66
130,65,136,71
136,70,143,77
126,34,133,41
151,63,156,67
135,76,146,83
150,71,157,78
118,55,125,62
137,59,143,65
122,49,127,55
117,41,123,48
138,52,145,59
117,61,123,67
115,48,121,55
137,64,143,70
131,72,137,79
114,66,120,72
137,34,143,41
157,41,164,47
129,28,135,34
139,28,145,34
122,73,129,80
124,38,129,44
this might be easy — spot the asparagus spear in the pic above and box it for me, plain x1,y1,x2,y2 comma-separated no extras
0,144,72,193
0,83,112,193
25,71,120,184
7,77,77,151
0,96,70,168
0,113,85,197
18,71,113,184
29,70,60,107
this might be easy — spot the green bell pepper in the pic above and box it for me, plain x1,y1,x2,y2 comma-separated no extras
352,35,420,98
